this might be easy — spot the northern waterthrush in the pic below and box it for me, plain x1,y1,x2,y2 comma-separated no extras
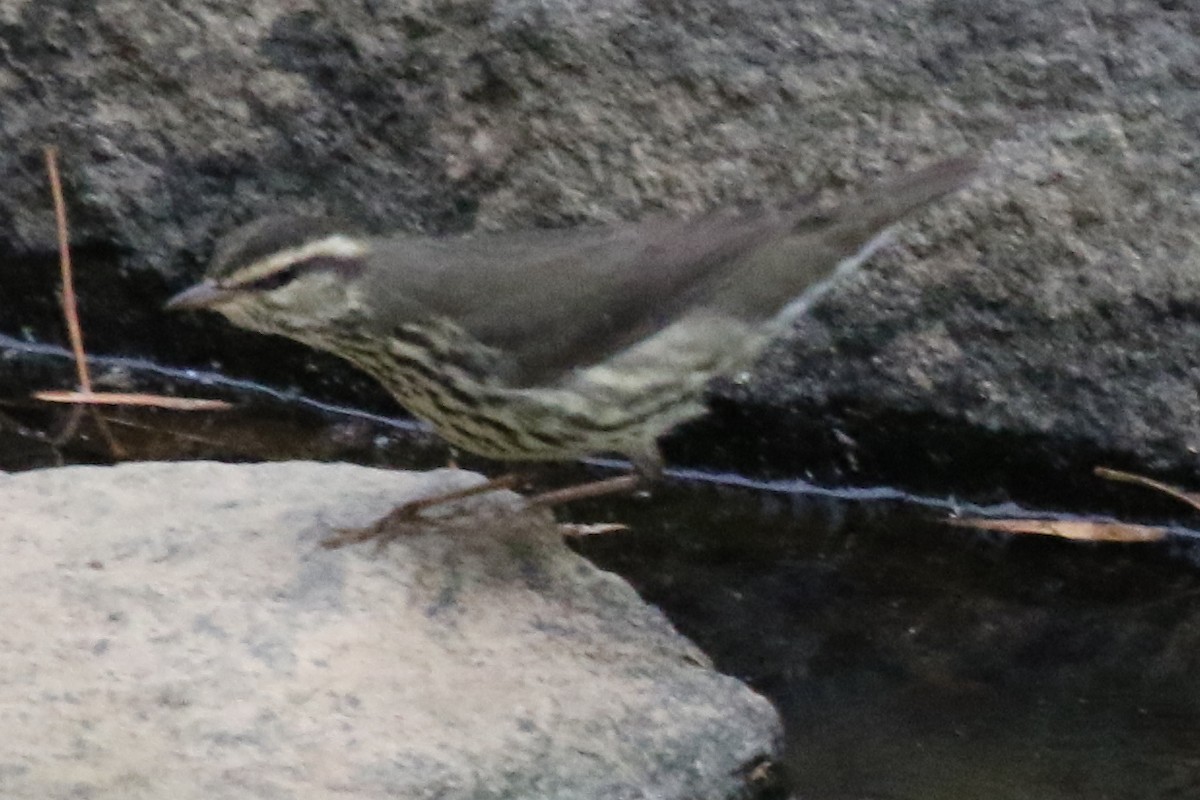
167,157,975,538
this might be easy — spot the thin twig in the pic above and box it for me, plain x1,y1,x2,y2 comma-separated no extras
44,146,125,457
946,515,1167,543
34,390,233,411
1095,466,1200,514
50,405,87,448
100,414,236,449
44,147,90,394
35,147,231,462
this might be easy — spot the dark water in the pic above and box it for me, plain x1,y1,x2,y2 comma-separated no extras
578,489,1200,800
4,338,1200,800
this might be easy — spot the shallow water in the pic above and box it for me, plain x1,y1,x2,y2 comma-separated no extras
578,488,1200,800
4,338,1200,800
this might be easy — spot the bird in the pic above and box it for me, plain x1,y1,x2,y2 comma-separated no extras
166,156,975,544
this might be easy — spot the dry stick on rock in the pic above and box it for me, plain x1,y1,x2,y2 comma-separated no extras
36,146,232,457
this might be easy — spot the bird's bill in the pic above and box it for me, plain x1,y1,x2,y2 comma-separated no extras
164,280,234,311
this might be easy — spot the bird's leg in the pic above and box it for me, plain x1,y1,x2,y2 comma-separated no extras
524,473,642,508
524,447,663,510
322,473,523,549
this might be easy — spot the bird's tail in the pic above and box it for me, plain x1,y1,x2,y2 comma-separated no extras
719,154,978,320
817,155,978,250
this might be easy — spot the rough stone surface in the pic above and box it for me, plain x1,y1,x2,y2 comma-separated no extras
1,1,1198,497
0,461,780,800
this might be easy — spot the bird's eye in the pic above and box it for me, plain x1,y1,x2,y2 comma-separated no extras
239,264,302,292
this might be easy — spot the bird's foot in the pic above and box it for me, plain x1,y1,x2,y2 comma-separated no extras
322,471,645,550
322,473,523,550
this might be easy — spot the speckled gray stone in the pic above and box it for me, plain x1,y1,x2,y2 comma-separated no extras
0,461,780,800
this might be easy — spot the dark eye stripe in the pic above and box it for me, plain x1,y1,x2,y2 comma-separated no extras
242,264,301,292
234,254,366,292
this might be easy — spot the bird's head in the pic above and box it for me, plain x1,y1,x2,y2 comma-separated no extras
165,215,372,337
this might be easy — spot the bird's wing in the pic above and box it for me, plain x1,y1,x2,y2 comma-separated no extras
367,157,975,386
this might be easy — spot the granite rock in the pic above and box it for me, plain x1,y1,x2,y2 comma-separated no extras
0,460,781,800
